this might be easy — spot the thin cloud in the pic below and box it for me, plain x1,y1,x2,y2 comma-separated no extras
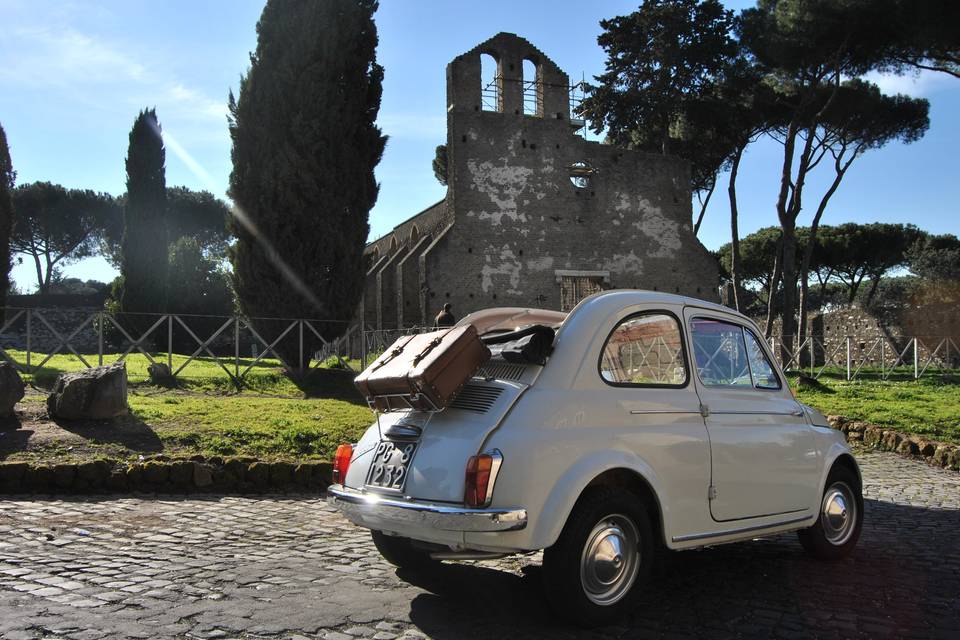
376,113,447,139
864,69,955,98
0,25,146,86
0,23,226,122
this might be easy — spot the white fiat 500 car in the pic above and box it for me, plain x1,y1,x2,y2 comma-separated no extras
328,290,862,625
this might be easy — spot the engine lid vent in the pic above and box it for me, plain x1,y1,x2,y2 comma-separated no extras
475,363,526,381
450,384,505,414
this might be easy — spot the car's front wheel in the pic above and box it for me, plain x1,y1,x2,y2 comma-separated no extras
371,531,437,570
798,464,863,560
542,487,654,627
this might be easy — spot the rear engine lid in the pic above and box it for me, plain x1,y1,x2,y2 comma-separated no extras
354,378,526,504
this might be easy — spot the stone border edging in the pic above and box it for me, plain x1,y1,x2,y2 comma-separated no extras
0,457,332,495
829,415,960,471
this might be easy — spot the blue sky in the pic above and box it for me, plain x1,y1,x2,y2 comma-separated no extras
1,0,957,292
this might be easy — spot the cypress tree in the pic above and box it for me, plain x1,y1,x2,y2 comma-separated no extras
120,108,168,317
0,123,14,319
228,0,386,366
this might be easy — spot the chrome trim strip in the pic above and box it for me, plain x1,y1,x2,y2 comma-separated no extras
482,449,504,508
672,514,812,543
629,410,702,415
327,485,527,532
709,410,806,416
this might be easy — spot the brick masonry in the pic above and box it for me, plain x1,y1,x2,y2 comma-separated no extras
363,33,719,330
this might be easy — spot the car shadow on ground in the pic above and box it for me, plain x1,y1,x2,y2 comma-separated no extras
401,498,960,639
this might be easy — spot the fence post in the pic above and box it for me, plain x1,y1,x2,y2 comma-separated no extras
914,337,919,380
234,316,240,383
25,309,31,372
846,336,852,381
880,340,885,378
361,326,367,370
299,320,304,372
167,315,173,371
809,337,815,376
97,311,103,366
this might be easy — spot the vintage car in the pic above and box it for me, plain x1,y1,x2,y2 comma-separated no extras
328,290,863,625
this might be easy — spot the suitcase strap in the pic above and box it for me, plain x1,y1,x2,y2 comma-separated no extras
369,336,413,372
412,330,450,366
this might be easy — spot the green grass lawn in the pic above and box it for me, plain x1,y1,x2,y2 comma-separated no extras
2,349,957,464
2,350,374,464
791,373,960,444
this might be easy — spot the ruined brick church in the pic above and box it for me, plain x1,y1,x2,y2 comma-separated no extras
360,33,719,329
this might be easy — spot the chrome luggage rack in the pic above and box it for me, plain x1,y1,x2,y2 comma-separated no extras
366,391,442,413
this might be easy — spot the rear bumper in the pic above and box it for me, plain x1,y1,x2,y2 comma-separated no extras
327,484,527,533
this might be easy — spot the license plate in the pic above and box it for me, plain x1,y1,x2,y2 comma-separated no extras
365,440,418,491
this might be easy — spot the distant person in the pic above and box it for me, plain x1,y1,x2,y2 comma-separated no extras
434,303,456,328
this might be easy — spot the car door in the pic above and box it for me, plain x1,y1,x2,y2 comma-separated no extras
598,309,712,537
684,309,820,522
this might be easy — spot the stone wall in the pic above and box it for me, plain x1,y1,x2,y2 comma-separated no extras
760,304,959,368
359,32,719,330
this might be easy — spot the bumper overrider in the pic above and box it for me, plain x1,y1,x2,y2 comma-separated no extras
327,484,527,532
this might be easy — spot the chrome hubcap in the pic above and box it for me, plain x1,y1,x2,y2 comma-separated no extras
821,481,857,546
579,514,640,606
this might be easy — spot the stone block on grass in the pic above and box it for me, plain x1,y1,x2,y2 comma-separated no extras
147,362,173,384
0,362,25,418
46,361,128,420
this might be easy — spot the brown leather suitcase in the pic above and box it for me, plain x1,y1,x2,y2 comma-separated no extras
355,325,491,412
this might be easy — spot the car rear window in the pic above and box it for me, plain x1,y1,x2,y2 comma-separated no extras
599,312,688,387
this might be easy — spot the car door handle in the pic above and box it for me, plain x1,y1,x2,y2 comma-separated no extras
791,409,804,417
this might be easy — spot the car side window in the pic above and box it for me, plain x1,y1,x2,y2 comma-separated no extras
600,313,688,386
690,318,752,387
743,328,781,389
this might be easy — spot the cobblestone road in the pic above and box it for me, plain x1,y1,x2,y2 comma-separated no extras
1,449,958,640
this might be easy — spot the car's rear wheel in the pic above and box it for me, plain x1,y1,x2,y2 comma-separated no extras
371,531,437,570
542,487,654,627
798,464,863,560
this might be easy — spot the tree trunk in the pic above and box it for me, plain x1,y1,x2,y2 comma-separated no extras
765,236,783,339
779,224,798,363
693,179,715,237
727,145,745,311
772,121,800,356
797,160,847,362
32,253,44,294
865,274,883,306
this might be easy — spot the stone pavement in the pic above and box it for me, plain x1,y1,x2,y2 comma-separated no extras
0,449,957,640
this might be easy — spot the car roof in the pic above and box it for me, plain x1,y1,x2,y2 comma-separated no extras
456,307,568,335
457,290,747,335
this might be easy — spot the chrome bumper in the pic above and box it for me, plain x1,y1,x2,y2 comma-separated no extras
327,485,527,532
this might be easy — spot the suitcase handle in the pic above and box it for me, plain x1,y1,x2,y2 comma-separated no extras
369,338,411,372
412,331,449,366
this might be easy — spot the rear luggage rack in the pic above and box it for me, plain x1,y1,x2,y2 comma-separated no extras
365,392,442,413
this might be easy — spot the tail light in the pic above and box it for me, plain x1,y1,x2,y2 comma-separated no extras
464,449,503,507
332,443,354,485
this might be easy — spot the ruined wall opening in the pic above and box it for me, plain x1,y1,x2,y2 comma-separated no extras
480,53,500,112
569,161,593,189
522,58,540,116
